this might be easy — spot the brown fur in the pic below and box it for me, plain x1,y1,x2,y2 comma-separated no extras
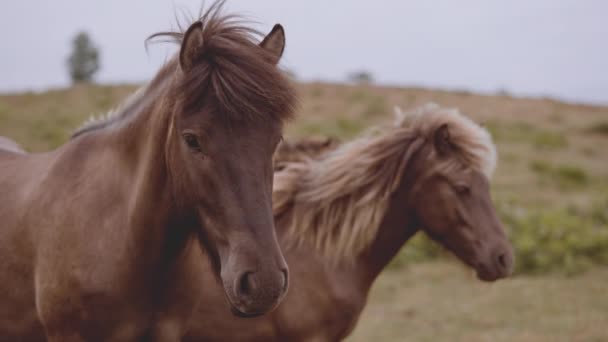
0,2,296,340
184,104,514,341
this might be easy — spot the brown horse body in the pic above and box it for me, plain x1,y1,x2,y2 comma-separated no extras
0,3,296,341
184,104,514,341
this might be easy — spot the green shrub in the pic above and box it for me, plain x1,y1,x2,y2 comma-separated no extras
587,122,608,136
554,165,588,186
501,204,608,275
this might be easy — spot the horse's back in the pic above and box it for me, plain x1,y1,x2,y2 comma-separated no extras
0,138,46,340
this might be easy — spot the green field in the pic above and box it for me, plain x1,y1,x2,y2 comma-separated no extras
351,261,608,342
1,82,607,340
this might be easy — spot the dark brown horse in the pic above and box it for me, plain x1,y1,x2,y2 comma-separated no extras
184,104,514,341
0,2,296,341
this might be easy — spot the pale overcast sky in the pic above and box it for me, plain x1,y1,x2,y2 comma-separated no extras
0,1,606,105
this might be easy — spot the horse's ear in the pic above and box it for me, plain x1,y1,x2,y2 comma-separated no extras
393,106,406,126
260,24,286,65
179,21,204,72
434,123,454,156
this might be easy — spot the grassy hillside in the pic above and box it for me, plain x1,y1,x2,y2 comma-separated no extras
2,83,607,211
1,82,607,340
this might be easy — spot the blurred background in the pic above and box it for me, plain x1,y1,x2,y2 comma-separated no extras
0,1,607,341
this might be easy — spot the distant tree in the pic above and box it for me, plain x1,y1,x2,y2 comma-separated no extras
496,87,512,97
347,71,374,85
67,31,100,83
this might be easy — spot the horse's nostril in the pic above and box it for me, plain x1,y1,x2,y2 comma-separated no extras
281,269,289,292
234,268,288,306
237,272,256,297
497,253,507,269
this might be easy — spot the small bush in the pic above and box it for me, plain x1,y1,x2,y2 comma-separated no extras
500,204,608,276
587,122,608,136
554,165,588,186
347,71,374,84
496,88,512,97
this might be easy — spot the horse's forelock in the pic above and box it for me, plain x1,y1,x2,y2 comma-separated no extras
72,0,296,139
152,0,296,125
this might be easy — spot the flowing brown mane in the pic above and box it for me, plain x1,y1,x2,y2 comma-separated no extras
273,103,497,262
73,0,296,137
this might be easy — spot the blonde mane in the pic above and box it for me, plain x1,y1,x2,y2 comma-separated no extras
273,103,497,262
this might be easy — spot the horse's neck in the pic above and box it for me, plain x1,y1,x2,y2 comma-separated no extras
356,157,423,288
98,62,186,259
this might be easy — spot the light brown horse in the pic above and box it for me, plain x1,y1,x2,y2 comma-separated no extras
184,104,514,341
0,2,296,341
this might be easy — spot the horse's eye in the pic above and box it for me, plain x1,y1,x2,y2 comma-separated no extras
182,133,202,152
454,184,470,194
